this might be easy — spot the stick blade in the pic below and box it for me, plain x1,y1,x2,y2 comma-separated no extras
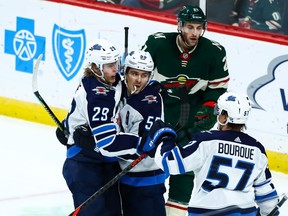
32,54,43,93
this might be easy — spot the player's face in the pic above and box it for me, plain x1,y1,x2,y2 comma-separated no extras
181,22,204,47
126,68,149,95
103,62,119,85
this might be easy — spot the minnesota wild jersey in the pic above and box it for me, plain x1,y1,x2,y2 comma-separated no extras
142,32,229,129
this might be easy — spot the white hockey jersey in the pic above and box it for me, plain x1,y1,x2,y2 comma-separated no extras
95,81,167,186
64,74,123,160
154,130,279,215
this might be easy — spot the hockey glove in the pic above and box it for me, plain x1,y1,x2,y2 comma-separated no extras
73,125,95,151
56,126,68,146
239,16,251,29
194,102,217,130
138,120,177,157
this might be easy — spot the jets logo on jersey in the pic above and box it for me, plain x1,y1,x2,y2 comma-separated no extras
92,87,109,95
142,95,158,104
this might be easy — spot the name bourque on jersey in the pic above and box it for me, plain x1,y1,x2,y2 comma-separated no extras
154,130,278,212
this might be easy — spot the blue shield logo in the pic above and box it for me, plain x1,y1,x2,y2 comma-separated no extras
52,24,86,81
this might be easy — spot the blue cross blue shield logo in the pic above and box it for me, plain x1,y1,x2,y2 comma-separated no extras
52,24,86,81
4,17,45,73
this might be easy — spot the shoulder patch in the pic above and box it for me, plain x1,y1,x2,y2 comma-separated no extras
142,95,158,104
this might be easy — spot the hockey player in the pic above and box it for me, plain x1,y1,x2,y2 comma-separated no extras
141,5,230,216
95,50,168,216
230,0,282,33
62,50,170,215
57,39,123,216
139,91,280,215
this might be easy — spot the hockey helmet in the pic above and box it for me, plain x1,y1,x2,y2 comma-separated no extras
178,5,207,28
85,39,120,78
124,50,154,78
215,92,252,124
123,50,154,94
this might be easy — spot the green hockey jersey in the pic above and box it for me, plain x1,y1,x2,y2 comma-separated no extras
142,32,230,131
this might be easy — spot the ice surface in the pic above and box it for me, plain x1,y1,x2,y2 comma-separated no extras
0,115,287,215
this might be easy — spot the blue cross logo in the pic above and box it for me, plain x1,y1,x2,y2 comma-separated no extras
4,17,46,73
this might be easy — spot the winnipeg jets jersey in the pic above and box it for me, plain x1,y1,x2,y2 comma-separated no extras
118,81,166,186
154,130,279,215
64,74,122,160
95,81,167,186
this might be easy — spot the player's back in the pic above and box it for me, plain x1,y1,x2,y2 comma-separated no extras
187,130,273,213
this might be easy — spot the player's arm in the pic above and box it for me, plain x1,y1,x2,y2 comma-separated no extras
154,132,204,175
254,159,279,215
141,32,165,60
93,122,140,157
64,81,90,145
194,42,229,130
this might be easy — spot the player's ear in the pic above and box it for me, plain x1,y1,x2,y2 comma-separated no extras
177,24,182,33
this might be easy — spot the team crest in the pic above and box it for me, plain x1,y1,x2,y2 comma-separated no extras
142,95,158,104
164,74,197,88
92,87,109,95
52,24,86,81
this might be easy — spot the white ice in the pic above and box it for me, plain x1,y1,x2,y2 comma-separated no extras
0,115,287,215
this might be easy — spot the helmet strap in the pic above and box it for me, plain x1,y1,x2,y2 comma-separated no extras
90,66,109,85
217,115,228,126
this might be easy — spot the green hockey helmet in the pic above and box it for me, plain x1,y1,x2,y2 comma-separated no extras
178,5,207,27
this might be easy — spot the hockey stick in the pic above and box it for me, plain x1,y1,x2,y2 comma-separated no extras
120,26,129,76
68,152,147,216
32,54,68,136
124,26,129,59
267,193,288,216
174,84,190,131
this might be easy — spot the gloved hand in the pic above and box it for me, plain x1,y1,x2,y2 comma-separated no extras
55,126,68,146
194,102,216,130
138,119,177,157
239,16,251,29
73,124,95,151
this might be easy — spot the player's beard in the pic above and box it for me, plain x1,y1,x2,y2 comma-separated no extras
181,33,199,49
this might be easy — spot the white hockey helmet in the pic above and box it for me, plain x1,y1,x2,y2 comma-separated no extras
85,39,120,80
215,92,252,124
124,50,154,77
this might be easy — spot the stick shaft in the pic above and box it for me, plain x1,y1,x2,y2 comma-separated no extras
124,26,129,59
32,54,68,135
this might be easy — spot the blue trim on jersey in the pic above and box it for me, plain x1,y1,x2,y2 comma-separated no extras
161,151,170,175
96,135,115,148
67,145,82,158
255,190,278,202
254,179,271,187
173,148,185,173
92,123,116,135
120,172,167,186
